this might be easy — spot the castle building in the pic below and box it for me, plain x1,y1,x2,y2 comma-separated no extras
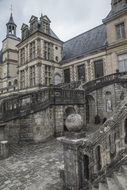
62,0,127,83
17,15,63,92
0,0,127,93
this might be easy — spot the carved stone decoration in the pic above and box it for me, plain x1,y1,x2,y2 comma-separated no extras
65,114,83,132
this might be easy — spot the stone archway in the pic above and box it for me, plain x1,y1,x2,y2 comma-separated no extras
83,155,89,180
95,145,102,171
86,95,96,124
124,118,127,144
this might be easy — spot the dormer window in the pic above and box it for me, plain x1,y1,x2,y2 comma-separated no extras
43,22,49,34
116,22,126,40
113,0,122,5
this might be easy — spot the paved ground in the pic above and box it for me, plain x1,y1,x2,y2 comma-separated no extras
0,138,64,190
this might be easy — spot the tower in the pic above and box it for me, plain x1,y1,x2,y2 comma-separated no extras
6,13,17,37
1,11,20,89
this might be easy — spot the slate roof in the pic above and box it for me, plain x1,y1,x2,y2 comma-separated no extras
62,24,107,62
50,29,60,40
7,13,16,26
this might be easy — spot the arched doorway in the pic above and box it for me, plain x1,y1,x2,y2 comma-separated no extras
125,118,127,144
83,155,89,180
64,107,76,131
95,146,102,171
109,133,116,160
86,95,96,123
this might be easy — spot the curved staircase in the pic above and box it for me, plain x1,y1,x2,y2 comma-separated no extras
92,165,127,190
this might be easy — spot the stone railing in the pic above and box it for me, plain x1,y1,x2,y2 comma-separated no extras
56,71,127,93
82,71,127,94
0,85,18,95
81,95,127,188
55,80,82,89
0,87,85,122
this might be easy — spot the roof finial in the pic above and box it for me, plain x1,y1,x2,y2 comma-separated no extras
10,4,13,14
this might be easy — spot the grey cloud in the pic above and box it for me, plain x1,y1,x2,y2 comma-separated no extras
0,0,111,48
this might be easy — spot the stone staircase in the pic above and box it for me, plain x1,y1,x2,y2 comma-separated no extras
92,165,127,190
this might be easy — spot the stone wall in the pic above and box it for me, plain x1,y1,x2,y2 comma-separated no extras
2,104,84,144
86,83,127,125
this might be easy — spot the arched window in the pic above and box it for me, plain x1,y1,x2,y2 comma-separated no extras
86,95,96,123
14,79,18,86
83,155,89,180
109,132,116,159
95,146,102,171
105,91,112,112
8,81,12,87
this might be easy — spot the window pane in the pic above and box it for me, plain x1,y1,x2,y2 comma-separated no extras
77,64,85,81
94,60,104,78
64,69,70,83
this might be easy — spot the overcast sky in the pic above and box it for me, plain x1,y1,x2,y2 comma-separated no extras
0,0,111,48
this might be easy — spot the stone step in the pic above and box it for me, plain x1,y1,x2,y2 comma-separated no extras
99,183,108,190
121,165,127,177
114,172,127,190
106,177,119,190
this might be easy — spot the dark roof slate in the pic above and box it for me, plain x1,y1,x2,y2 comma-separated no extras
7,13,16,26
50,28,60,40
62,24,107,62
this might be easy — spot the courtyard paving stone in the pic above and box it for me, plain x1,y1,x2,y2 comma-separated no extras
0,138,63,190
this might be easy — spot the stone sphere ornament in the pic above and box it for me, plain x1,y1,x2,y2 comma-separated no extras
65,114,83,132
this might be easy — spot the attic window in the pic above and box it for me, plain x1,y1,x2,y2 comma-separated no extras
43,22,49,34
113,0,122,5
55,46,58,50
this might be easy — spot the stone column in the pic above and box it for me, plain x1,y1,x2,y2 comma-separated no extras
35,40,38,58
40,39,43,58
28,44,30,62
25,66,28,88
41,64,45,86
58,114,85,190
37,62,42,86
19,50,21,66
0,141,9,159
58,135,84,190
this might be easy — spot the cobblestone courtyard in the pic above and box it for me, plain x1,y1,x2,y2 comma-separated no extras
0,138,63,190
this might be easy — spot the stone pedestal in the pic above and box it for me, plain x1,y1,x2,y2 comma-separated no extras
0,141,9,159
58,132,85,190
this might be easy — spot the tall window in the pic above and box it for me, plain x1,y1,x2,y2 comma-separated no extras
94,60,104,78
30,41,36,60
77,64,85,81
44,41,52,60
64,68,70,83
116,22,126,40
20,70,25,89
45,65,51,86
30,66,35,87
20,48,25,65
118,54,127,72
